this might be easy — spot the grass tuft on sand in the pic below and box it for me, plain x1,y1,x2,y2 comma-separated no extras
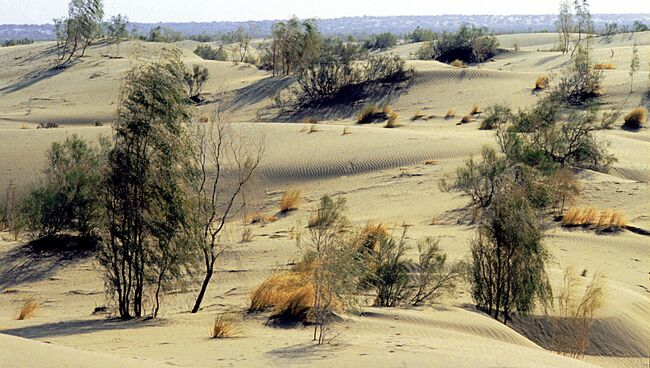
622,107,647,130
17,299,38,320
280,190,301,213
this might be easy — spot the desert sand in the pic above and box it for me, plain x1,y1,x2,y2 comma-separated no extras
0,31,648,368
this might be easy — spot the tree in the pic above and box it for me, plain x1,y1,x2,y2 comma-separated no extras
556,1,573,54
98,49,193,319
106,14,128,57
469,189,552,324
188,104,263,313
233,23,257,62
58,0,105,63
572,0,592,56
629,42,640,94
270,17,321,76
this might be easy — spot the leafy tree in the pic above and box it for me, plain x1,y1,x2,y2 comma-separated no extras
106,14,128,57
408,27,436,43
364,32,398,50
470,189,552,324
98,49,194,318
433,25,498,63
58,0,105,63
194,44,227,61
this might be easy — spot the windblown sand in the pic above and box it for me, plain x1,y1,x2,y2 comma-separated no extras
0,32,648,367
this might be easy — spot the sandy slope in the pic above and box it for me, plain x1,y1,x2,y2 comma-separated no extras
0,32,649,368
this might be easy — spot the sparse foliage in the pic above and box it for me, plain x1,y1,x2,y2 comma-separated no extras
184,65,209,101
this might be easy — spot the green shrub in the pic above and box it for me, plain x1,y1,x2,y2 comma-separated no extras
193,44,227,61
434,25,498,63
22,135,105,239
364,32,398,50
480,104,512,130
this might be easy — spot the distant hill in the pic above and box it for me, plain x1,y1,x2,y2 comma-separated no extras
2,14,649,41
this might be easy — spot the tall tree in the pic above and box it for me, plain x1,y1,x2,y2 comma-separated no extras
98,48,193,318
106,14,128,57
556,1,573,54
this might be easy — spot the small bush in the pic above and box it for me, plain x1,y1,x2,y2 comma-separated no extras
248,271,310,313
479,104,512,130
357,104,389,124
535,76,549,90
17,299,38,320
363,32,398,50
450,59,464,68
622,107,647,130
594,63,615,70
184,65,209,100
37,122,59,129
280,190,301,212
435,25,499,64
210,314,239,338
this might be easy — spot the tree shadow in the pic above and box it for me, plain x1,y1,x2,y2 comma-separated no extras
0,60,74,94
0,317,162,339
509,314,648,358
266,341,339,360
225,76,294,111
0,235,97,291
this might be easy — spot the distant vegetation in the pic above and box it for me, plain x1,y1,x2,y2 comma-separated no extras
2,38,33,47
193,44,227,61
416,25,499,64
363,32,398,50
54,0,104,63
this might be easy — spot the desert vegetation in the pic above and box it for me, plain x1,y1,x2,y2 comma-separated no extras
561,208,626,231
418,25,499,64
194,44,228,61
622,107,647,130
16,299,39,320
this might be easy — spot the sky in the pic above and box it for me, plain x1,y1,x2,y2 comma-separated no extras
1,0,650,24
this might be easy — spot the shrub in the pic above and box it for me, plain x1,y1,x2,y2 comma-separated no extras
280,189,301,212
184,64,209,100
22,135,105,239
364,32,398,50
470,104,481,116
450,59,464,68
460,115,471,124
434,25,498,64
479,104,512,130
248,271,311,313
554,46,603,105
2,38,34,47
445,109,456,119
535,76,549,90
594,63,615,70
622,107,647,130
357,104,387,124
364,55,409,82
469,189,552,324
408,27,436,43
410,238,460,306
210,314,240,338
17,299,38,320
194,44,228,61
37,122,59,129
452,147,508,208
550,167,580,213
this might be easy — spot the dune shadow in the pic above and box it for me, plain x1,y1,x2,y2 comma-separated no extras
0,317,162,339
226,76,294,111
0,235,97,291
510,314,648,358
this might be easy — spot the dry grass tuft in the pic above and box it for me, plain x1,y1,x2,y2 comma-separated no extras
383,106,399,128
594,63,615,70
210,314,240,338
622,107,647,130
301,117,318,125
358,222,389,253
280,189,301,213
248,272,309,312
20,124,29,129
450,59,464,68
342,127,352,135
445,108,456,119
17,299,38,320
562,207,626,231
470,104,481,116
424,160,437,165
411,110,426,121
535,76,549,90
460,115,472,124
308,124,321,134
248,212,278,224
241,227,253,242
357,104,381,124
272,282,316,321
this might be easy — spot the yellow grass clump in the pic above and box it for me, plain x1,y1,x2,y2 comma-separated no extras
470,104,481,116
17,299,38,320
357,104,381,124
450,59,464,68
535,76,549,90
594,63,615,70
280,189,301,213
358,222,389,252
622,107,647,130
210,314,240,338
445,108,456,119
248,270,320,322
460,115,471,124
342,127,352,135
383,106,399,128
562,207,626,231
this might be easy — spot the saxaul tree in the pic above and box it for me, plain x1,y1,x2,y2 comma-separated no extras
57,0,105,63
98,48,194,318
106,14,129,57
188,103,264,313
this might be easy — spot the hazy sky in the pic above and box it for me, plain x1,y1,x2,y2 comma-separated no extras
2,0,649,24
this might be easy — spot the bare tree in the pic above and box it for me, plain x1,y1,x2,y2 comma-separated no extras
188,103,264,313
556,1,573,54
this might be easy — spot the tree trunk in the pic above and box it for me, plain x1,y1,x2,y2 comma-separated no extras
191,261,214,313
